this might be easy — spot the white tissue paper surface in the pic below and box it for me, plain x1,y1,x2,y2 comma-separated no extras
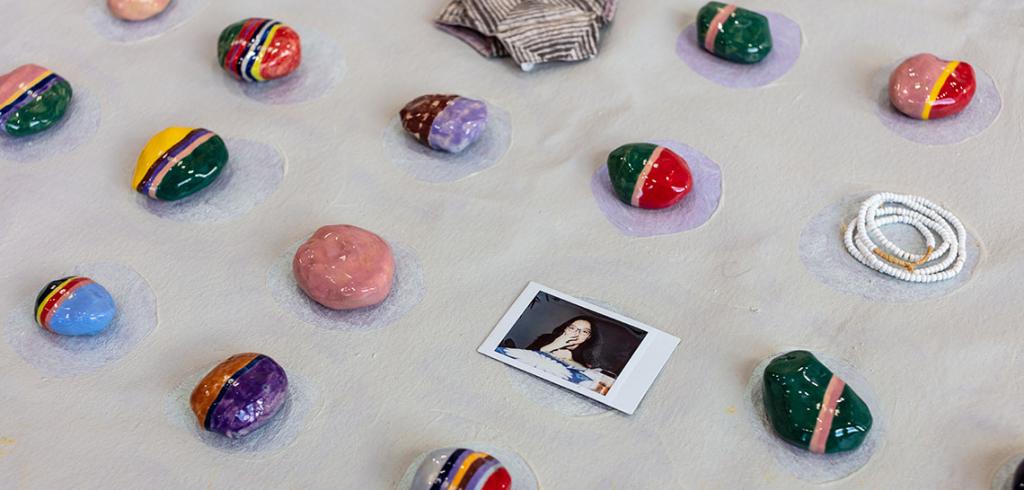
3,0,1021,488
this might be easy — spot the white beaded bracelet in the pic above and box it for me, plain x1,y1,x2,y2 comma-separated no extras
843,192,967,283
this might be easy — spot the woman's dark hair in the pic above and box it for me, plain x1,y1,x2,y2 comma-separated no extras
527,316,604,369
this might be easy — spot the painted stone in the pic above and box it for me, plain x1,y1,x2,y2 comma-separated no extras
412,448,512,490
190,353,288,438
400,94,488,153
1015,459,1024,489
607,143,693,209
293,225,396,310
106,0,171,21
0,64,73,138
889,53,976,120
218,18,302,82
763,350,873,454
34,276,116,336
696,2,772,64
132,127,228,201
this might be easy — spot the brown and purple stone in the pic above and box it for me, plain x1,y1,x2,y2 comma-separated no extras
189,353,288,438
399,94,488,153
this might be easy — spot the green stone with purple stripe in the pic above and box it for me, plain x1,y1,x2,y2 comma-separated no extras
0,67,73,138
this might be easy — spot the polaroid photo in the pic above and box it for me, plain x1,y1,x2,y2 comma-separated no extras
478,282,680,414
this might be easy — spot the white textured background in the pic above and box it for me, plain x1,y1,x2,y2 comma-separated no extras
2,0,1022,488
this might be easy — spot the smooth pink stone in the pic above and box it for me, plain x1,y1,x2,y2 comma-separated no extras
292,225,395,310
107,0,171,21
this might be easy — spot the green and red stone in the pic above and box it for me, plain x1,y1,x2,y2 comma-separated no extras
763,351,873,454
696,2,772,64
607,143,693,209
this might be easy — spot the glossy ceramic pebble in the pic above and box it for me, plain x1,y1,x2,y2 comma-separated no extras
763,350,873,454
696,2,772,64
132,127,229,201
400,94,488,153
106,0,170,21
1014,460,1024,488
412,448,512,490
34,276,116,336
293,225,396,310
190,353,289,438
607,143,694,209
218,18,302,82
889,53,976,120
0,64,73,138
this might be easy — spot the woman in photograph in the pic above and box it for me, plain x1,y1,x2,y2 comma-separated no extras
527,316,603,370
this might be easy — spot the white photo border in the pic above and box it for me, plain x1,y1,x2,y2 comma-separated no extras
478,282,680,415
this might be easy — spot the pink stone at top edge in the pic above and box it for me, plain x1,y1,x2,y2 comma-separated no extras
292,225,396,310
107,0,171,21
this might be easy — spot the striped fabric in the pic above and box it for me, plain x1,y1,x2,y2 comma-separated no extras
436,0,618,69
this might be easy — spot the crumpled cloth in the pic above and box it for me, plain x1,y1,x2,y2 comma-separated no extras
436,0,618,70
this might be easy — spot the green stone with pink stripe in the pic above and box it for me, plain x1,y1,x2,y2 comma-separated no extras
763,350,873,454
696,2,772,64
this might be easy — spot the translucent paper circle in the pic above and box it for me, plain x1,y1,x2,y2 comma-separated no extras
137,138,285,223
267,238,425,330
745,351,885,483
676,11,802,88
384,104,512,182
165,369,318,454
0,87,101,163
992,454,1024,490
591,140,722,237
503,366,610,417
799,192,980,302
874,60,1001,145
87,0,211,43
3,262,158,377
223,28,346,105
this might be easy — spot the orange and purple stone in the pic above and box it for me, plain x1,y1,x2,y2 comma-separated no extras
217,18,302,82
889,53,976,120
190,353,288,438
607,143,694,209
